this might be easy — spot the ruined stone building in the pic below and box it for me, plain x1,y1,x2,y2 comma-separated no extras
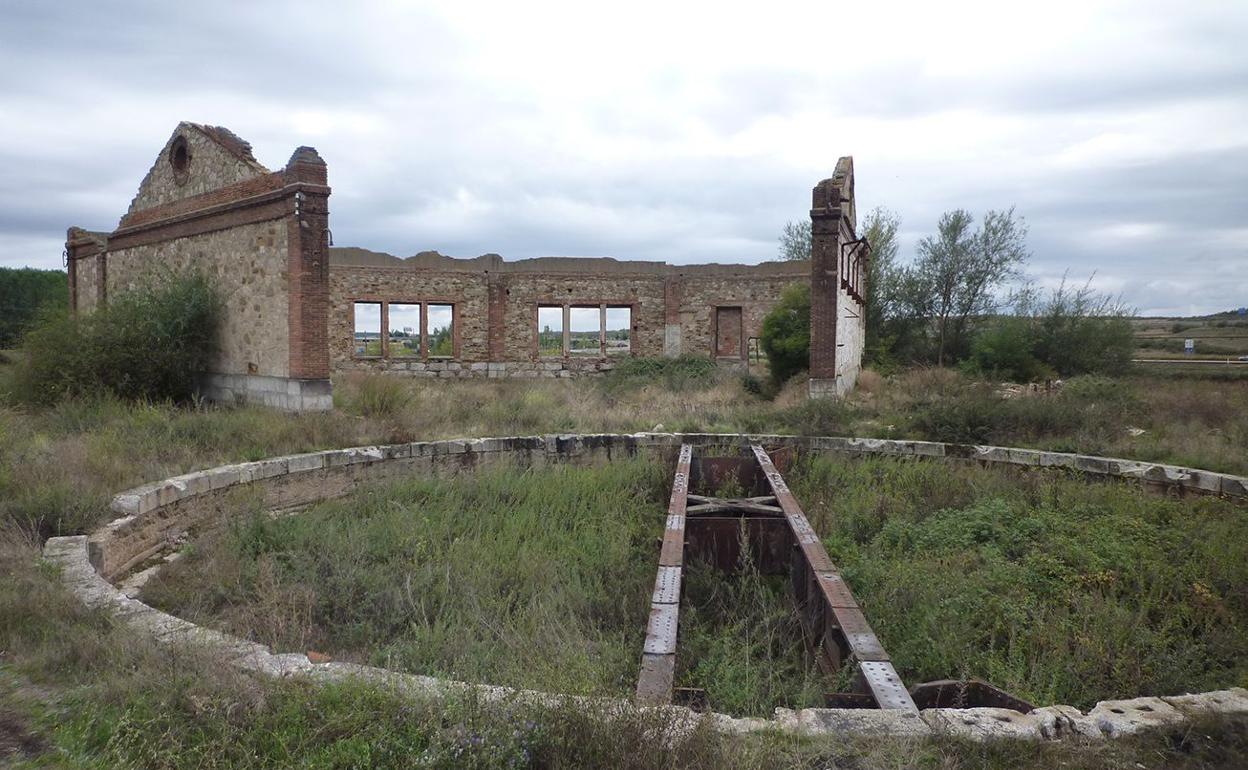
65,123,866,410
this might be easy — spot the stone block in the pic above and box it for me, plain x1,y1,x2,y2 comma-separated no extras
1185,470,1224,494
1074,455,1110,474
973,446,1011,463
777,707,930,737
207,464,244,490
1085,696,1185,737
381,443,412,460
1221,475,1248,498
922,708,1043,741
1031,704,1098,739
1162,688,1248,716
1039,451,1077,468
237,651,315,678
326,446,384,467
286,452,326,474
111,492,143,517
240,457,290,483
1006,448,1041,466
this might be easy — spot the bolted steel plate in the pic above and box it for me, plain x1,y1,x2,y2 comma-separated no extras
815,571,858,608
859,661,918,713
643,603,679,654
651,565,682,604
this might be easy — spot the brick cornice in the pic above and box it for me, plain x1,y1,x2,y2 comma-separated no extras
106,182,331,252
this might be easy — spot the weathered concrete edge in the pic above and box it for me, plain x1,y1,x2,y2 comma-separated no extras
43,534,1248,742
104,434,1248,521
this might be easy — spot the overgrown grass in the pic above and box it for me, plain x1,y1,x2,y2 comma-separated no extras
677,562,836,717
3,357,1248,766
143,453,1248,716
600,355,722,393
143,460,668,698
789,455,1248,709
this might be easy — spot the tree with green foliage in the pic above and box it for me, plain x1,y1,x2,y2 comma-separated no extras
0,267,68,348
859,207,908,367
759,283,810,386
776,220,811,261
910,207,1029,365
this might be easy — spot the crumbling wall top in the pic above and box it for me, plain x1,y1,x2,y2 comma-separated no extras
124,122,271,219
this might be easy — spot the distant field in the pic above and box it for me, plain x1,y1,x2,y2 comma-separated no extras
1132,314,1248,360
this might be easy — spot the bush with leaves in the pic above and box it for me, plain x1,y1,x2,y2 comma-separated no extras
759,283,810,386
969,278,1134,381
9,272,222,405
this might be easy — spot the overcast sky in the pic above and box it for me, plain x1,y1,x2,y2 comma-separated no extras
2,0,1245,315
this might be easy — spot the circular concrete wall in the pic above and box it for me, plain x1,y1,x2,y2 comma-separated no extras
43,433,1248,742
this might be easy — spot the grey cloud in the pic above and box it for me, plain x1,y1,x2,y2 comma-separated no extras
1,1,1245,317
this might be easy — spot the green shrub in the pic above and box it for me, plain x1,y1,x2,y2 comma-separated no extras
967,316,1053,382
337,373,413,418
9,272,221,405
600,355,719,393
759,283,810,386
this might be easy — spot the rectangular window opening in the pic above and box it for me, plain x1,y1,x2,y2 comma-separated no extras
538,305,565,357
569,306,601,356
353,301,382,357
605,306,631,356
427,304,454,358
388,303,422,358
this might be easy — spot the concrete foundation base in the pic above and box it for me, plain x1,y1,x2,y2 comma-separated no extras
808,377,841,399
198,373,333,412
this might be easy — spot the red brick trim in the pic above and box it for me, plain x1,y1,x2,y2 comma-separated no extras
119,173,286,229
287,184,331,379
108,183,329,252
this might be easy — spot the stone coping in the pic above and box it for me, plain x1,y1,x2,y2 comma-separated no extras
43,433,1248,742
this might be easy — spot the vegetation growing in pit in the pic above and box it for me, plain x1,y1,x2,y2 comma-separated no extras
142,459,668,698
789,454,1248,709
138,452,1248,717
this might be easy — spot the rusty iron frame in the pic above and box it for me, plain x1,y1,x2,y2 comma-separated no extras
635,444,1031,715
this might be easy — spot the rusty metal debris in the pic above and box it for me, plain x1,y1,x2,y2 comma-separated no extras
635,443,1032,715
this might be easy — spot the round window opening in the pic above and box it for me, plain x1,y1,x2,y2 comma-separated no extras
169,136,191,178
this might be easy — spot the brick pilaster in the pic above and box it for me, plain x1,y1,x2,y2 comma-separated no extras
809,179,841,382
284,147,331,380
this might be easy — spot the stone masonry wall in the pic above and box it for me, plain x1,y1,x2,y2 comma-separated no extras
328,253,805,378
679,274,800,361
126,124,268,215
65,122,333,410
75,251,100,314
106,221,291,379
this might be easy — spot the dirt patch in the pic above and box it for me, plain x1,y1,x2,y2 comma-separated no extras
0,708,48,760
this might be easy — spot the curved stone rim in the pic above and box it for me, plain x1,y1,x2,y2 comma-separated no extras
43,433,1248,742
